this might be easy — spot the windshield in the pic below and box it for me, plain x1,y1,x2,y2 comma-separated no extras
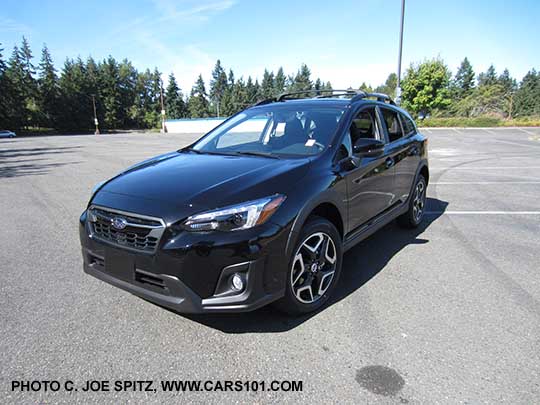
191,104,346,157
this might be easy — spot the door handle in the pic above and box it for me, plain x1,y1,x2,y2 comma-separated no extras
385,157,395,168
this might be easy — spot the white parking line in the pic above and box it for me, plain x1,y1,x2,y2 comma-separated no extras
493,139,539,148
426,211,540,215
431,166,540,170
432,181,540,185
517,127,538,136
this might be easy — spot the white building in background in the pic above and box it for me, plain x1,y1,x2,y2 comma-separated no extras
165,118,225,134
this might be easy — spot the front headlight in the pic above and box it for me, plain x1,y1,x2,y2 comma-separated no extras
182,194,286,232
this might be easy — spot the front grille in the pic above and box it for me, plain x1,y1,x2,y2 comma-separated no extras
88,206,165,253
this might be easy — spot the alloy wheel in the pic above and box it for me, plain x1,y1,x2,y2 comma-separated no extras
412,180,426,223
290,232,337,304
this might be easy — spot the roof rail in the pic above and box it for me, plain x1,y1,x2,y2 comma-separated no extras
252,98,276,107
276,89,364,102
251,89,395,106
351,92,396,105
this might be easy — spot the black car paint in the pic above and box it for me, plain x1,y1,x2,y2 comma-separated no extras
80,99,428,313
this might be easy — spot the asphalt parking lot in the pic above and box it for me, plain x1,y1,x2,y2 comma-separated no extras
1,127,539,404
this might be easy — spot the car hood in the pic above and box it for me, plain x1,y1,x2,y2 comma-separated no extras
92,151,310,222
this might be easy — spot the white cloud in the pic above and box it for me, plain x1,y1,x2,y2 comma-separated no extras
0,17,31,34
112,0,236,91
151,0,236,22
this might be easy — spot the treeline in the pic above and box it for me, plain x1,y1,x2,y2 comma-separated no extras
1,37,539,132
364,58,540,119
0,38,331,131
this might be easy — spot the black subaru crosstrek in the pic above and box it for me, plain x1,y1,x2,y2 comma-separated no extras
80,90,428,315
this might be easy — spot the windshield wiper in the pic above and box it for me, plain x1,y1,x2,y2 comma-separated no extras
179,147,202,154
180,148,279,159
179,148,237,156
233,151,280,159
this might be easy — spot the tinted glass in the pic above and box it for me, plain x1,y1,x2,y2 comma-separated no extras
400,114,416,136
350,108,379,144
193,104,346,157
380,108,403,142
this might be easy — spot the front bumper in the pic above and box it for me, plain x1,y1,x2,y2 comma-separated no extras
79,210,289,313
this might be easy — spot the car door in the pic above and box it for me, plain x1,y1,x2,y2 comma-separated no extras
378,106,419,203
338,105,396,232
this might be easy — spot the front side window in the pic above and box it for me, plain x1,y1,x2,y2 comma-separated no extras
380,108,403,143
193,104,346,157
349,107,380,145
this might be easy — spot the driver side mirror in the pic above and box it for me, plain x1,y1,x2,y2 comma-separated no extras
353,138,385,157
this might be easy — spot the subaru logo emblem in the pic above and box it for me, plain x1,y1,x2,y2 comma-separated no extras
111,217,128,230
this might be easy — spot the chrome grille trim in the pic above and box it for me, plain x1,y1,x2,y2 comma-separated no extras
87,205,166,253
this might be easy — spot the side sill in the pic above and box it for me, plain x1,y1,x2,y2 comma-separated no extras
343,202,408,252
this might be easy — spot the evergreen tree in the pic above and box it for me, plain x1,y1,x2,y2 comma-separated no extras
229,77,248,114
57,58,91,130
245,76,258,104
165,72,186,119
498,69,517,94
131,68,155,127
188,74,210,118
478,65,497,87
314,78,322,92
274,67,286,94
220,69,236,116
20,37,36,95
37,45,59,128
5,45,27,128
100,56,122,129
228,69,235,86
0,43,14,128
453,57,475,98
209,60,228,117
514,69,540,117
117,59,138,127
498,69,518,117
84,57,104,128
254,79,262,101
359,82,373,92
261,69,275,98
291,63,312,96
19,37,39,127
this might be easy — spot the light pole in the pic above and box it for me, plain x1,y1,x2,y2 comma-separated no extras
91,94,100,135
395,0,405,106
160,79,167,133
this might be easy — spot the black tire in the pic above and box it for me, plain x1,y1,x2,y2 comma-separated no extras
274,216,343,315
397,174,427,228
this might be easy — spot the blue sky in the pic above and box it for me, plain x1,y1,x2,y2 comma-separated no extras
1,0,539,91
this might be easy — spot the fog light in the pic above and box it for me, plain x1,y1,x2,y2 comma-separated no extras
231,273,244,291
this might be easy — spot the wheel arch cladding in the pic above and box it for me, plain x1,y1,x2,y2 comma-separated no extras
419,165,429,185
308,202,344,239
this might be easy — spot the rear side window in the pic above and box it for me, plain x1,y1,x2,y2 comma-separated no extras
380,108,403,143
400,114,416,136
